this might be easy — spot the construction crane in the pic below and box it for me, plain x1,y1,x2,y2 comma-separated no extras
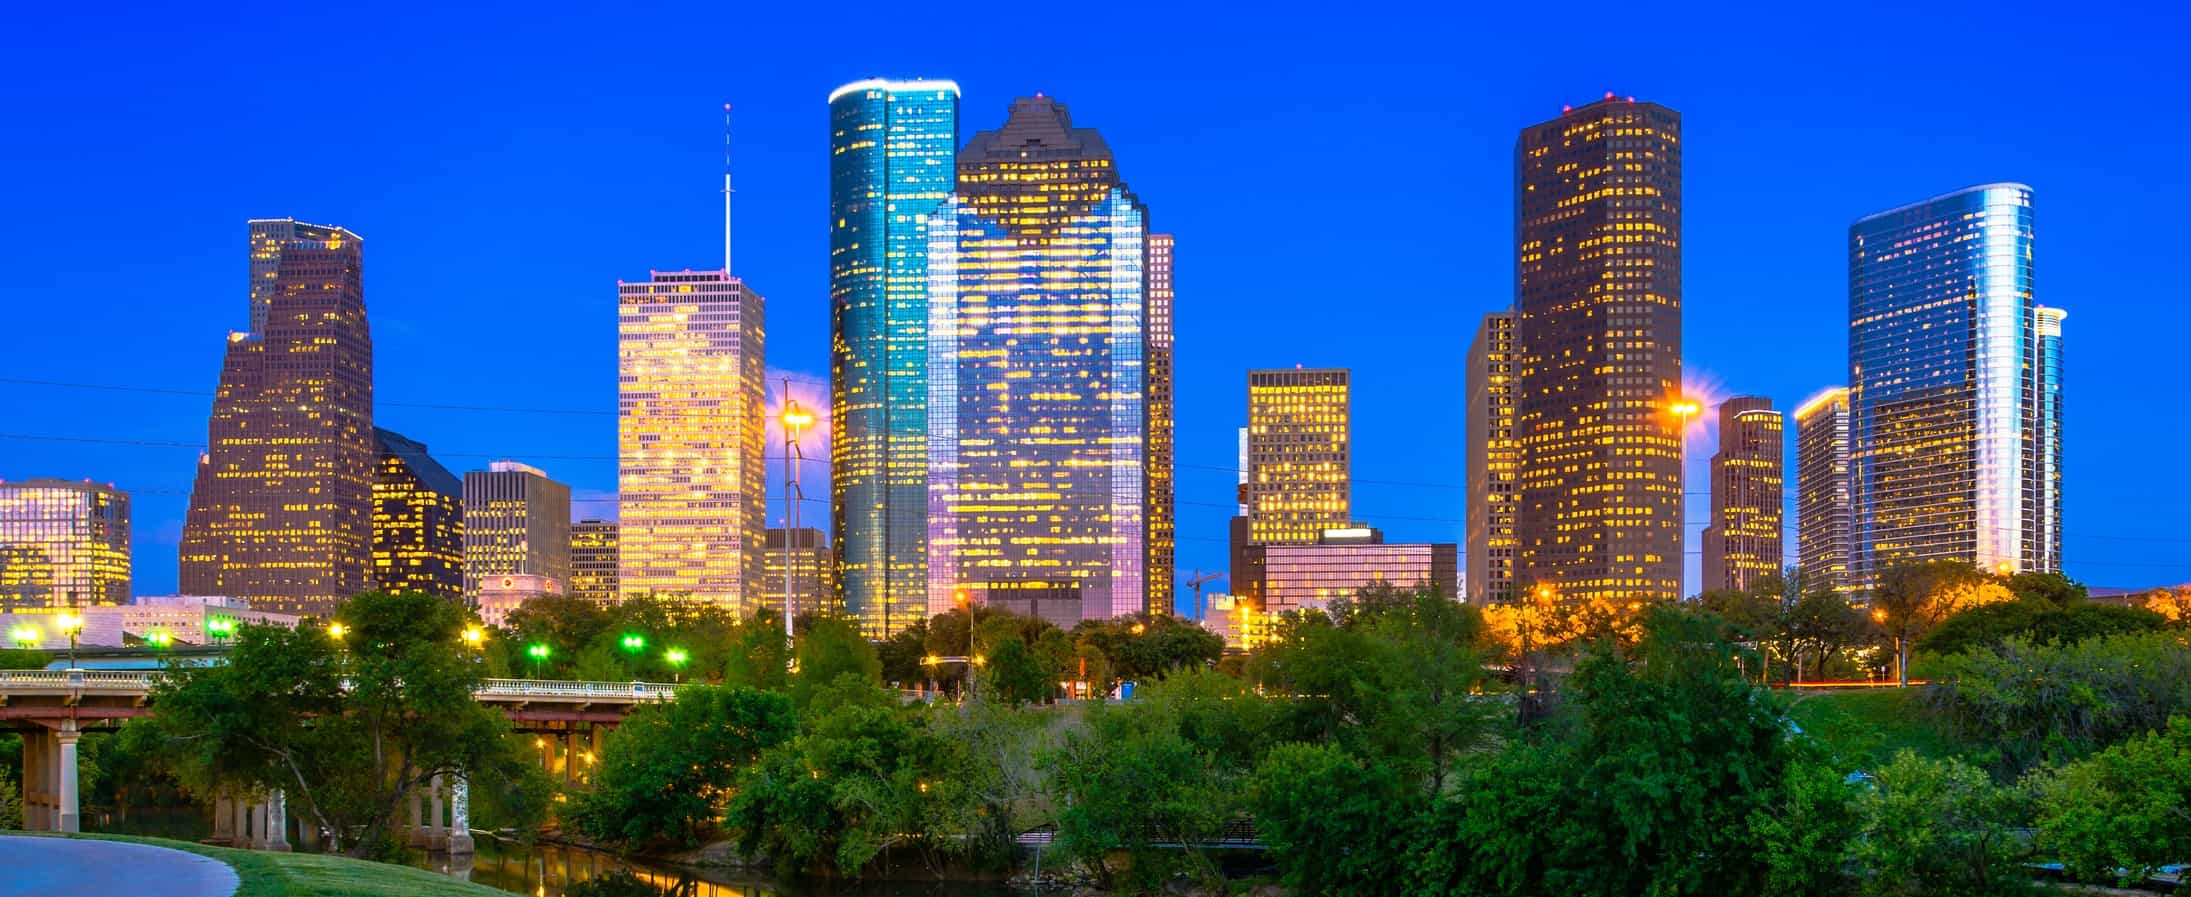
1183,570,1224,619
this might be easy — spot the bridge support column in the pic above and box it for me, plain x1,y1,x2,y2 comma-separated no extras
262,789,290,851
590,726,605,782
427,774,447,850
447,772,473,857
407,786,426,847
233,794,251,847
20,726,49,831
56,720,80,833
212,794,236,844
563,731,577,786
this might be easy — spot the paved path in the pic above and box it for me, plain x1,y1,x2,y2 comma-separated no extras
0,835,238,897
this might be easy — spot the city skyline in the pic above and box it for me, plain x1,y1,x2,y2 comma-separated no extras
4,4,2183,605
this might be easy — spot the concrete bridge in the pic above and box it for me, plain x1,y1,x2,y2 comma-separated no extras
0,669,679,852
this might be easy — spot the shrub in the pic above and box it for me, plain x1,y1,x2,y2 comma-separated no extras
2030,715,2191,885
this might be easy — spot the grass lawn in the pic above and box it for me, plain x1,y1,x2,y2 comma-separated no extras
1783,687,1982,771
35,832,510,897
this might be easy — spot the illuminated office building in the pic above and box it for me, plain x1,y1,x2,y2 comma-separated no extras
1145,233,1176,615
1794,388,1853,593
1465,313,1518,604
1700,397,1784,593
0,480,130,611
570,520,618,605
926,94,1150,624
763,528,832,621
829,78,960,637
1243,527,1458,618
617,269,766,611
1849,183,2062,584
180,218,373,616
370,428,464,601
1245,369,1351,547
461,462,570,604
1513,97,1684,603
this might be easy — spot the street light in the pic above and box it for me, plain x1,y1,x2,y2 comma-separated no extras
781,388,816,656
620,633,646,674
526,642,552,678
11,625,41,651
664,647,689,683
147,630,173,650
56,613,82,670
327,622,348,642
461,626,486,648
1870,607,1906,687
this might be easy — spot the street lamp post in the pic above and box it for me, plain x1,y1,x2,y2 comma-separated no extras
664,647,688,683
1872,608,1905,687
11,625,41,653
780,387,815,661
527,643,551,679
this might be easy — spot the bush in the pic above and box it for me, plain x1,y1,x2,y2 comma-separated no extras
1749,760,1862,897
1850,752,2030,897
2030,715,2191,885
1917,599,2166,659
1926,631,2191,773
570,685,796,849
1248,742,1420,897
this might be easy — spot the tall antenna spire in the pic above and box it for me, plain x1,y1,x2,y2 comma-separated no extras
722,103,735,272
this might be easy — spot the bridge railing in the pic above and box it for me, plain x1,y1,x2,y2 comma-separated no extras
0,670,681,702
0,670,158,690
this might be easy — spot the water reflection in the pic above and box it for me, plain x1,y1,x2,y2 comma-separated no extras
418,838,1018,897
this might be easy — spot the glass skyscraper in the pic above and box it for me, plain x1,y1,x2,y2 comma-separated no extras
1465,312,1518,605
926,95,1149,625
1794,388,1854,593
1848,183,2063,585
1700,397,1784,593
1244,369,1351,546
828,78,959,637
371,428,464,602
0,480,130,611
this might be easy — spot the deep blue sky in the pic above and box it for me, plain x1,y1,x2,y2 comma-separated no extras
5,2,2188,610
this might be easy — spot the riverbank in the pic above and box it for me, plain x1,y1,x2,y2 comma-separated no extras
14,832,512,897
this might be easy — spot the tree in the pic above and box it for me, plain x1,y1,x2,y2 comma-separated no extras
2140,585,2191,624
720,608,789,691
1748,760,1862,897
1850,751,2030,897
1249,743,1419,897
1871,561,2014,685
2031,715,2191,885
1045,691,1230,890
1784,588,1870,681
135,591,540,856
1917,599,2166,659
1928,630,2191,774
1071,613,1221,685
789,616,882,710
877,617,930,687
978,635,1052,706
571,685,795,849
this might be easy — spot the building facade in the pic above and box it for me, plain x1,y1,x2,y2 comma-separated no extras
1794,388,1853,593
1145,233,1177,615
569,520,619,605
617,269,766,612
1848,184,2062,585
370,428,464,601
1513,97,1684,604
461,462,570,604
1244,369,1351,547
181,219,373,616
1465,313,1519,604
762,527,832,622
926,95,1149,624
1243,527,1459,618
1700,397,1784,593
829,78,960,637
476,574,563,628
0,480,130,611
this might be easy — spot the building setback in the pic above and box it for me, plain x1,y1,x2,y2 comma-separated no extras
1465,313,1519,604
926,94,1150,624
181,219,373,616
829,78,960,638
370,428,464,602
1794,388,1854,593
1848,184,2063,585
1513,97,1684,603
763,527,832,622
462,462,570,603
0,480,130,611
617,269,766,613
1701,397,1784,593
569,520,619,605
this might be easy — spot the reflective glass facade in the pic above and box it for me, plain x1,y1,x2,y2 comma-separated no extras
1245,369,1351,547
181,219,373,616
0,480,130,611
829,79,959,638
1848,184,2061,585
617,270,766,612
1466,313,1518,604
926,95,1148,624
1514,98,1684,603
371,428,464,602
1701,397,1784,592
462,462,570,602
1247,532,1459,618
1794,388,1853,593
1145,233,1176,614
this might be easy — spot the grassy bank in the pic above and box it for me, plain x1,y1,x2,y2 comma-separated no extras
1784,687,1976,770
38,832,509,897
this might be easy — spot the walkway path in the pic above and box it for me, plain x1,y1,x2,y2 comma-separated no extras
0,835,238,897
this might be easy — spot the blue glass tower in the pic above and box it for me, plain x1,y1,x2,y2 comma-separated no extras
1848,183,2063,587
829,79,959,637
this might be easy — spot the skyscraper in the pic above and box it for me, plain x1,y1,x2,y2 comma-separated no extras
1145,233,1177,614
1243,527,1458,618
0,480,130,611
926,94,1150,624
1245,369,1351,546
371,428,464,602
181,219,373,616
1513,97,1684,604
1794,388,1853,593
1465,312,1519,604
1701,397,1784,593
617,269,766,611
763,527,832,622
1849,183,2062,583
569,520,619,605
829,78,960,638
462,462,570,603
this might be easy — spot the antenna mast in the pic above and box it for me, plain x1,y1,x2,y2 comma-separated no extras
722,103,735,272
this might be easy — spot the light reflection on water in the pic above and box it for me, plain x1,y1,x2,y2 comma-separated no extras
411,838,1019,897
